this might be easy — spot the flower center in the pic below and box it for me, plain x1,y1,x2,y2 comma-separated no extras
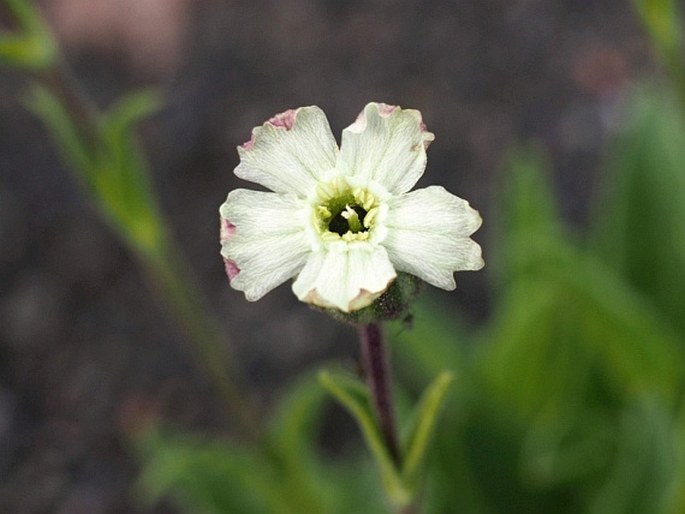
313,178,380,242
328,205,367,235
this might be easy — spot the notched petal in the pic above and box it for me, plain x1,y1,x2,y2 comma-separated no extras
267,109,298,129
240,109,299,150
219,189,310,301
339,102,435,194
219,218,240,281
220,218,236,243
383,186,484,290
235,106,338,196
292,242,397,312
224,259,240,280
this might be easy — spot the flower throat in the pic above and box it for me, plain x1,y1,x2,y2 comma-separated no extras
314,178,379,242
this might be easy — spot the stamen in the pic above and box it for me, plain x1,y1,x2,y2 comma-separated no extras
341,205,363,233
363,207,378,228
314,179,381,241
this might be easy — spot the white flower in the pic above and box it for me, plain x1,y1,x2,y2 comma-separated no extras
220,102,484,313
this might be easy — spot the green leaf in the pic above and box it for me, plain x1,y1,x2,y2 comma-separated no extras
633,0,682,62
0,0,57,69
570,255,684,400
24,84,95,184
318,369,411,507
506,240,683,402
479,277,583,419
491,145,564,290
96,89,165,253
390,296,467,382
135,429,286,514
588,397,678,514
266,372,336,514
269,371,328,463
401,372,455,489
589,89,685,337
27,85,166,255
519,409,615,488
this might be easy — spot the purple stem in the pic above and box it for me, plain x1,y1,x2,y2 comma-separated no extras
359,322,401,465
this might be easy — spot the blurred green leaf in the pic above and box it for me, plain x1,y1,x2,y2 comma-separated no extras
401,371,454,491
27,84,166,255
483,156,591,416
588,397,678,514
96,89,165,252
25,84,95,184
0,0,57,69
571,256,684,402
390,296,467,382
633,0,682,62
269,371,328,465
491,145,564,289
136,429,284,514
519,409,615,488
479,276,591,419
590,90,685,338
266,372,336,514
318,369,410,507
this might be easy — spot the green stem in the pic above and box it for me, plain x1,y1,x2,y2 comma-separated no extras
147,235,261,439
3,1,260,440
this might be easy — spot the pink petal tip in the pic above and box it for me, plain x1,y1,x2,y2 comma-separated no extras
267,109,298,130
224,259,240,281
220,218,236,243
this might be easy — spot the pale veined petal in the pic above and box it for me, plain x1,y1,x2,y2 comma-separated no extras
292,241,397,312
235,106,339,196
337,102,435,194
383,186,484,290
220,189,310,301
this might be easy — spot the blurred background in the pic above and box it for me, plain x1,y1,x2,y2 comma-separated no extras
1,0,682,513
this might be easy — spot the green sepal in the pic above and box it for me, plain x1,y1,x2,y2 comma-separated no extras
319,272,422,325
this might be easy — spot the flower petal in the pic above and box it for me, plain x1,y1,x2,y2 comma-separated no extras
292,241,397,312
338,102,435,194
383,186,484,290
220,189,310,301
235,106,338,196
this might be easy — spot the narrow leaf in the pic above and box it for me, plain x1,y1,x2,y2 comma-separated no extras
318,369,410,506
0,0,56,69
401,371,455,488
25,83,95,183
96,89,165,252
589,89,685,337
633,0,682,61
492,145,564,290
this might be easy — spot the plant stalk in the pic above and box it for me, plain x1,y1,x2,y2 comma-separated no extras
359,322,401,465
4,1,260,440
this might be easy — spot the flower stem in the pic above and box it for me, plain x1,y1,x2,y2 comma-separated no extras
359,322,401,465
